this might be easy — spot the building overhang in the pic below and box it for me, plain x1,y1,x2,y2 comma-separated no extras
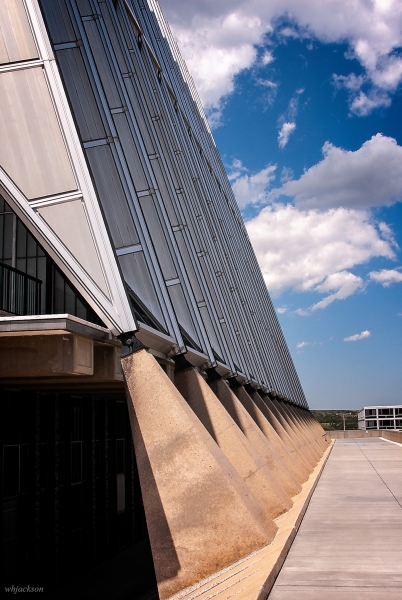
0,314,123,385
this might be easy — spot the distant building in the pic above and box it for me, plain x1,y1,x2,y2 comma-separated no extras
358,406,402,430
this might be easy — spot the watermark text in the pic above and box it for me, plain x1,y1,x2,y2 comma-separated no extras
5,586,44,594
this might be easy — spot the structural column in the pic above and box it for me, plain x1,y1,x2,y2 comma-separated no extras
207,376,298,500
287,404,327,453
247,388,309,485
231,384,302,496
175,365,292,518
278,401,322,461
258,392,312,476
122,349,278,599
264,396,316,470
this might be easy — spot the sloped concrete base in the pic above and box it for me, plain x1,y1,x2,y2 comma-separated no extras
175,367,292,519
122,350,278,600
167,441,334,600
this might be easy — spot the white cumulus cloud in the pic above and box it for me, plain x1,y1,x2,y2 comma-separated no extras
278,122,296,148
369,268,402,286
228,136,400,310
349,89,392,116
261,50,274,65
270,134,402,210
245,204,396,306
344,330,371,342
230,163,277,208
296,341,308,348
160,0,402,116
310,271,365,311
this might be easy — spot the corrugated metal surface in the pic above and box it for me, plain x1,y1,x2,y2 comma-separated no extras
37,0,308,407
0,0,136,334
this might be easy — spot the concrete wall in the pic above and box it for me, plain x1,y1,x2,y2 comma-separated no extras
328,429,402,443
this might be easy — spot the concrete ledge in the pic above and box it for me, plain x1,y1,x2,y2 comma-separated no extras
167,442,334,600
328,429,402,443
0,317,123,381
380,436,402,447
0,332,95,377
0,314,112,342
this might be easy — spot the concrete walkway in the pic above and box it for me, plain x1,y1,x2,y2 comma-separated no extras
269,438,402,599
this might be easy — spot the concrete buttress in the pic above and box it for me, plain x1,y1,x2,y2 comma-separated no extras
287,404,327,454
264,397,316,471
207,378,297,503
231,385,302,497
175,366,292,518
247,389,308,485
257,393,312,477
278,402,322,461
121,350,278,599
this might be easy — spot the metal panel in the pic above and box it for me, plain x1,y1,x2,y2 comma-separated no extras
137,0,308,401
56,47,108,143
0,66,77,199
85,144,140,248
34,0,309,405
113,112,150,193
38,0,75,45
0,0,38,64
123,76,156,155
198,304,224,360
138,194,177,281
37,199,109,297
167,282,201,348
83,17,123,110
0,0,136,335
173,229,203,302
118,251,167,330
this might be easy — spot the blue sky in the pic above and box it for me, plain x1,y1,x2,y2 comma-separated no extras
161,0,402,409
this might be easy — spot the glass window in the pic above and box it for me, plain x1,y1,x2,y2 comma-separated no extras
378,408,393,416
1,195,104,324
365,409,376,418
379,420,394,428
366,420,377,428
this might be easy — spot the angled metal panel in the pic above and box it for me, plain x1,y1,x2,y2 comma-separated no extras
0,0,136,334
0,0,38,64
37,199,109,296
137,0,309,405
33,0,309,406
0,65,77,200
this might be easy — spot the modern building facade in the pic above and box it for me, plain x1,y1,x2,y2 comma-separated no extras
0,1,328,598
358,406,402,431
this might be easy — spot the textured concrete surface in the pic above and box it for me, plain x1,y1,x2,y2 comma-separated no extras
233,386,302,497
249,391,309,485
168,443,333,600
209,379,305,494
175,368,292,519
269,399,317,468
269,438,402,599
122,351,277,599
263,398,314,473
0,332,94,376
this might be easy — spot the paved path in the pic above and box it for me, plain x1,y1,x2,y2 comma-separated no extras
268,438,402,599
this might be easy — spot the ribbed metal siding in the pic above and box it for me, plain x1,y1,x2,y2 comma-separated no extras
39,0,308,407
